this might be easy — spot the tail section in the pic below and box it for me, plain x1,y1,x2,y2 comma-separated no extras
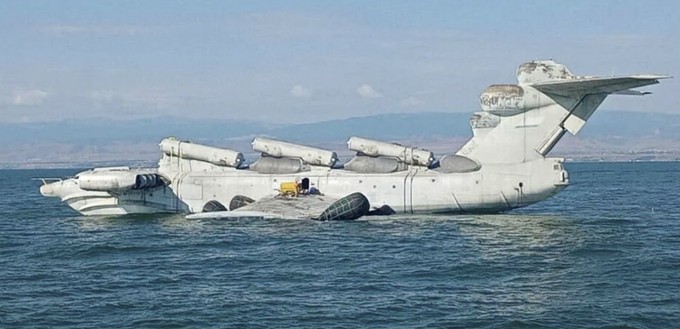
457,60,669,164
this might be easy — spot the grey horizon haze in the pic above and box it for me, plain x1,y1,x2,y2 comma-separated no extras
0,0,678,126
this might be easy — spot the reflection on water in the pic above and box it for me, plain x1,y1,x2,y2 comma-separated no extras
68,214,190,234
458,213,583,253
452,214,584,315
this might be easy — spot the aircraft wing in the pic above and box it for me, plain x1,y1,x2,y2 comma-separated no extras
186,192,371,221
531,75,670,97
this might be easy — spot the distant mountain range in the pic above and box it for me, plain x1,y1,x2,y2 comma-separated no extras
2,111,680,168
2,111,680,144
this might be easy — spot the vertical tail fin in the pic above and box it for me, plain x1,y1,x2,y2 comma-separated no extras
456,60,668,164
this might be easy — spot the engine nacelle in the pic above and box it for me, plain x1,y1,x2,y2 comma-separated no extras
77,168,167,191
347,137,434,166
160,138,244,168
78,170,137,191
479,84,555,116
252,137,338,167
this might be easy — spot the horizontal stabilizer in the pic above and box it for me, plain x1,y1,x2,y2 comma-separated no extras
531,75,670,96
533,75,670,135
613,89,652,96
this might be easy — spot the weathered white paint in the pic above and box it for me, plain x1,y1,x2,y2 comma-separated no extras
38,60,668,217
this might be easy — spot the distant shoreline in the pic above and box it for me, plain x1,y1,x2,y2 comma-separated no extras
5,158,679,170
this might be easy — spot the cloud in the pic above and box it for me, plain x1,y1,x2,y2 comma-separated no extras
357,84,383,98
400,96,425,107
5,90,49,106
290,85,312,98
90,90,118,103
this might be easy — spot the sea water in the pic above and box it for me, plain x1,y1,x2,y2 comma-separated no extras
1,162,679,328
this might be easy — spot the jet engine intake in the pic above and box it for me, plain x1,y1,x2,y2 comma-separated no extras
133,174,166,189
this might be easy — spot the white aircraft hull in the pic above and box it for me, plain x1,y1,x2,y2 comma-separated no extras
40,157,567,216
165,158,568,214
37,60,666,218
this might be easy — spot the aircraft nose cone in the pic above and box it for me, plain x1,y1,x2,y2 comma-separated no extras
40,183,55,197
